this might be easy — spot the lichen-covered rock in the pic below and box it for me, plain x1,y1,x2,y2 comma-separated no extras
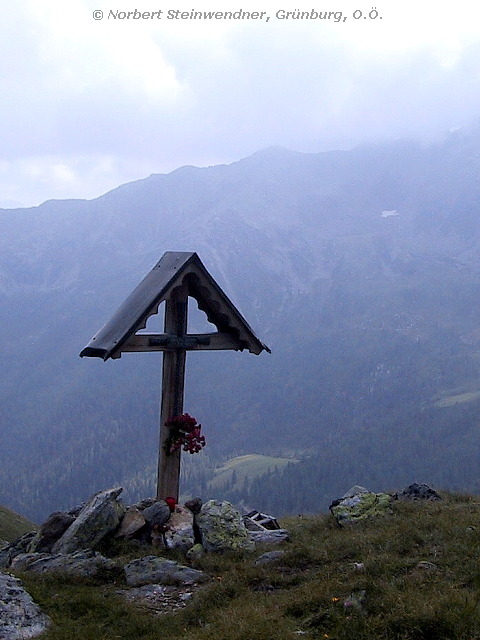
124,556,209,587
11,550,116,578
164,506,195,552
115,507,146,538
27,512,75,553
0,532,36,569
52,487,125,554
330,490,392,526
196,500,255,552
0,572,51,639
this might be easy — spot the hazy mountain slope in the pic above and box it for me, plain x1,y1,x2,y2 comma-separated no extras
2,128,480,519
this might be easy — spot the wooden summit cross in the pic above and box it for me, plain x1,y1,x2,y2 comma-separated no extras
80,252,270,502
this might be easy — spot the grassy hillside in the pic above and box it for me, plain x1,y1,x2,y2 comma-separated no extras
0,504,36,543
208,454,299,492
17,492,480,640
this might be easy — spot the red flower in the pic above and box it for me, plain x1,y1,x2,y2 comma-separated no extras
165,496,176,512
165,414,206,455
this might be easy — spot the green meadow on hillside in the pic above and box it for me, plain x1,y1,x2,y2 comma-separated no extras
13,493,480,640
208,454,299,492
0,504,36,543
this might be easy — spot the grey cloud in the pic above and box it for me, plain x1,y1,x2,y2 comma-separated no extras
2,10,480,204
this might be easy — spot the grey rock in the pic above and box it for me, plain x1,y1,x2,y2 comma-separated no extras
0,572,51,639
249,530,290,545
118,583,196,615
11,550,116,578
66,503,85,518
397,483,441,501
196,500,255,553
122,583,168,601
255,550,285,565
133,498,157,511
186,543,205,562
27,512,75,553
184,497,203,515
0,532,36,569
141,501,171,528
124,555,209,587
115,507,146,538
52,487,125,554
164,506,195,552
342,485,370,499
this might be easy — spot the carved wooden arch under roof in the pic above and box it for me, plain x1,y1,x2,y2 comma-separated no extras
80,251,270,361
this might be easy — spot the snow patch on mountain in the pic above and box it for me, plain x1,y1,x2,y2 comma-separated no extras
381,210,400,218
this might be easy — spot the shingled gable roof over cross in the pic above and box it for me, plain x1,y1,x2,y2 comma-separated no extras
80,251,270,361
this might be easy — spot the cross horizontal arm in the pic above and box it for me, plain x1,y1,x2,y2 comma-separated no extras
121,332,246,352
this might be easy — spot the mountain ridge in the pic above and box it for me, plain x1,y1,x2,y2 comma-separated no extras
2,132,480,520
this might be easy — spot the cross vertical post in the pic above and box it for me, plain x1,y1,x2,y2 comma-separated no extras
156,283,188,501
80,252,270,503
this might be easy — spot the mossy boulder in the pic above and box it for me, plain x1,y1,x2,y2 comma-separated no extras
330,488,393,525
196,500,254,552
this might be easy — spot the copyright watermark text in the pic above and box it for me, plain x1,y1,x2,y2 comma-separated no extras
92,7,383,22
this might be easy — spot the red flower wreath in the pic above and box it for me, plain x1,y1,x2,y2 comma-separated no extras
165,413,206,455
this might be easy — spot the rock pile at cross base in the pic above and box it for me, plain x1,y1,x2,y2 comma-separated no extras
1,487,289,577
0,488,288,638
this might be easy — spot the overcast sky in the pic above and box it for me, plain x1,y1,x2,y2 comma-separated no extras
2,0,480,207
